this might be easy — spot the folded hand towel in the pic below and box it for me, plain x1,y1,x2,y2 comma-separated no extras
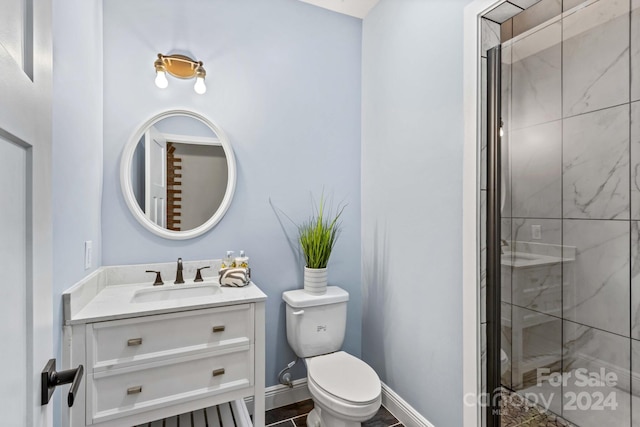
219,267,250,287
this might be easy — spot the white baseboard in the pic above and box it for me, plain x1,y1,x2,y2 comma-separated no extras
381,382,435,427
244,378,311,415
246,379,434,427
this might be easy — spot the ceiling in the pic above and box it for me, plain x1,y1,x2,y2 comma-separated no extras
297,0,380,19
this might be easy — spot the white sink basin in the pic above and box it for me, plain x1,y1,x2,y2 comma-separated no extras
131,283,221,303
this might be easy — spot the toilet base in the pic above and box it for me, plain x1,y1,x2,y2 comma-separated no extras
306,406,361,427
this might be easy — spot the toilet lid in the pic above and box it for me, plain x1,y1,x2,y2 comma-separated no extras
307,351,381,404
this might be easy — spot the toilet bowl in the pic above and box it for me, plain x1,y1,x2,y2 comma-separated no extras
304,351,381,427
282,286,382,426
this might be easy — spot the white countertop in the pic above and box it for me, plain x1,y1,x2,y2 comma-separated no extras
67,281,267,325
501,251,571,268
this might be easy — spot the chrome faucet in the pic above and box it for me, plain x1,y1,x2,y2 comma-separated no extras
175,258,185,284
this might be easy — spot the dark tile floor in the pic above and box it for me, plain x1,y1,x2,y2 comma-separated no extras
265,399,404,427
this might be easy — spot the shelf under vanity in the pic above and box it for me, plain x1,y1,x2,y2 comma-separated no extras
133,399,251,427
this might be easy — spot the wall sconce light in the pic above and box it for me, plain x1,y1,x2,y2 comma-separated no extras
154,53,207,94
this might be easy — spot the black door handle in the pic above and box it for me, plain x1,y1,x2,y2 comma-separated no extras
41,358,84,407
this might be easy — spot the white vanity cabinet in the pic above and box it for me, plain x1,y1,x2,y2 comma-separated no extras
62,267,266,427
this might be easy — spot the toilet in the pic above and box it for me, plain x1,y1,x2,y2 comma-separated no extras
283,286,381,427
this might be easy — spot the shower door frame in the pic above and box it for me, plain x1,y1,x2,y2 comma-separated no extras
485,45,502,427
462,1,512,426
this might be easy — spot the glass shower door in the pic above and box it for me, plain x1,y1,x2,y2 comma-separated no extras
487,1,640,426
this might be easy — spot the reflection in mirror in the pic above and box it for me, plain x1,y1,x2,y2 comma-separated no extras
128,114,230,233
121,111,235,240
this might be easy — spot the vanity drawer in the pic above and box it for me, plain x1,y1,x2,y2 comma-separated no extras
88,304,253,371
88,346,254,424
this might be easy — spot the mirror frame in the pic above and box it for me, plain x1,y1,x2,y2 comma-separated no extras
120,109,237,240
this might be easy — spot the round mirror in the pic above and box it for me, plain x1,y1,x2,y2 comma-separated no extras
120,110,236,240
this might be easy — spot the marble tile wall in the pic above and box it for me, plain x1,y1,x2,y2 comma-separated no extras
632,102,640,219
632,340,640,426
632,221,640,339
511,121,562,218
479,1,640,425
633,0,640,102
563,105,630,220
562,219,630,336
510,20,562,131
562,322,632,426
562,0,629,117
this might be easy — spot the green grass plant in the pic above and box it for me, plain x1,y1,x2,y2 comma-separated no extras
298,194,345,269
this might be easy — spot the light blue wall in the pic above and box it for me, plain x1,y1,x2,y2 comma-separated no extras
361,1,472,425
52,0,103,425
102,0,362,386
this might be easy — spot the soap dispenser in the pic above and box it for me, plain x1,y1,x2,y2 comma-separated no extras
235,250,249,268
221,251,235,269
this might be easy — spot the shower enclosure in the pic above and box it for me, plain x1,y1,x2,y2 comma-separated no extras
480,0,640,426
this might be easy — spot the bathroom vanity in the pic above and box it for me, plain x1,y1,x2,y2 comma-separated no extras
62,261,266,427
501,243,575,389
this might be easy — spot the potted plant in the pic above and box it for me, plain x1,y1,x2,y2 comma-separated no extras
298,194,345,295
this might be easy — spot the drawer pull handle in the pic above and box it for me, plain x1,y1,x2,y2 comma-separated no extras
212,326,225,333
127,338,143,346
127,386,142,395
212,368,225,377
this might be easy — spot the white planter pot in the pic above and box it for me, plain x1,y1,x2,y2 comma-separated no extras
304,267,328,295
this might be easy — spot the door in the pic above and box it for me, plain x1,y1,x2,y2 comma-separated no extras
145,126,167,228
0,0,54,425
488,2,635,425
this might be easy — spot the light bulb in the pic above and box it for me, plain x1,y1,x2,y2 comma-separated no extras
155,70,168,89
194,76,207,94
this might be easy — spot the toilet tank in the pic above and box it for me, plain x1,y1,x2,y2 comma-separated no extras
282,286,349,358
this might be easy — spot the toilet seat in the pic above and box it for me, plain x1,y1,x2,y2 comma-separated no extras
306,351,381,405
